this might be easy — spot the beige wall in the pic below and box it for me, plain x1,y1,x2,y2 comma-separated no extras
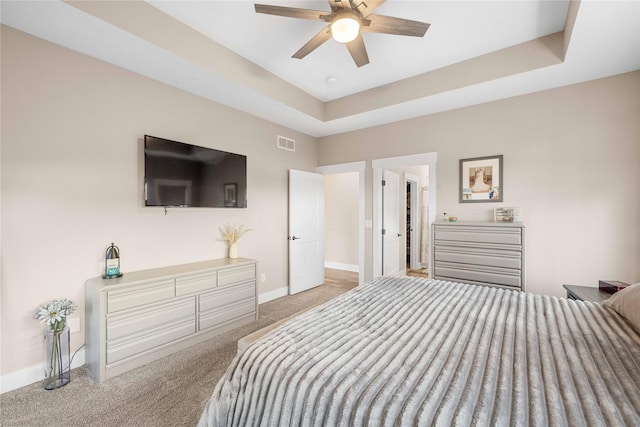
1,27,317,377
324,173,359,269
319,71,640,296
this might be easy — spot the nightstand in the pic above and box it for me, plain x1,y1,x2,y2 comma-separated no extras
563,284,611,304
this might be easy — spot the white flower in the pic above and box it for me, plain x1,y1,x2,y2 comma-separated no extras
35,299,77,331
219,223,252,245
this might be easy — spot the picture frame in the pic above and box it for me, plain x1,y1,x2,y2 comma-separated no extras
459,155,503,203
224,183,237,207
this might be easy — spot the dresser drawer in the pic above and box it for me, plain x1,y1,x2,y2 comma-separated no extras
434,226,521,245
218,264,256,287
107,280,175,313
106,318,195,365
175,270,217,296
106,297,194,341
199,281,255,313
199,299,255,331
435,261,521,288
434,246,521,270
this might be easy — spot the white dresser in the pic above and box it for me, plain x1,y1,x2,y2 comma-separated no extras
431,222,525,291
85,258,257,382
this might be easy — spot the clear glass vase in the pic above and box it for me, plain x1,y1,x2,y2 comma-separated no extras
44,326,71,390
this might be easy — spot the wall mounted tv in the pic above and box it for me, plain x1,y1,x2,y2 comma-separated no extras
144,135,247,208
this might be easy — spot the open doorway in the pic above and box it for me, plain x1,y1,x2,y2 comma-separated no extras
405,171,430,278
372,153,437,279
324,172,359,272
317,162,365,286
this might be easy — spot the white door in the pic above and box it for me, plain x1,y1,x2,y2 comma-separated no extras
382,170,401,276
289,169,325,294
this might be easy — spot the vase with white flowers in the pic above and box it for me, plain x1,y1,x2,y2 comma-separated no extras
219,223,252,259
34,298,77,390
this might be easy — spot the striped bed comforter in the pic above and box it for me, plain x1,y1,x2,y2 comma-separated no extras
198,277,640,426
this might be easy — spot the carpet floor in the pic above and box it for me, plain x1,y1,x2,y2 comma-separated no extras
0,270,357,427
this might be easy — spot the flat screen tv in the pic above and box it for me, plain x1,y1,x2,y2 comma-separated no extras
144,135,247,208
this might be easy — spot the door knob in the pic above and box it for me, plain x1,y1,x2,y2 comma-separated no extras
397,233,402,237
289,236,301,240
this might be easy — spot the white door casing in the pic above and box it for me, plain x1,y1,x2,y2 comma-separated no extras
382,170,401,276
372,152,438,279
288,169,325,294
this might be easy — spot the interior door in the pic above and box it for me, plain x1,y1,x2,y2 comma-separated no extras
382,170,401,276
288,169,325,294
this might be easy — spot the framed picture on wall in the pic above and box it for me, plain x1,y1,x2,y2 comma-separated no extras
224,183,237,207
459,155,503,203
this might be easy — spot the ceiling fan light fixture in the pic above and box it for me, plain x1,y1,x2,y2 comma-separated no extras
331,14,360,43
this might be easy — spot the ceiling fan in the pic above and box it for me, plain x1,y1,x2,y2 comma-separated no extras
254,0,430,67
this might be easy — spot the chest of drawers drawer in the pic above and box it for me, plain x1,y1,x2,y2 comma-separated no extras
175,271,218,296
106,297,194,341
434,226,522,245
107,280,175,313
218,264,256,287
434,245,521,270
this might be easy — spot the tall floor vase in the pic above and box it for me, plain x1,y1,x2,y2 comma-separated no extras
44,326,71,390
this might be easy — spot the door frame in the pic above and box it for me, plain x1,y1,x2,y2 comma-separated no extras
372,152,437,279
316,161,366,286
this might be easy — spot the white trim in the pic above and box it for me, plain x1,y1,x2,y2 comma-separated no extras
372,153,437,280
404,173,420,183
316,161,366,286
258,286,288,304
1,348,85,394
316,161,365,175
324,261,359,272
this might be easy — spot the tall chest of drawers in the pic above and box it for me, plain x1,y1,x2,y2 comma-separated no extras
85,258,257,382
431,222,525,291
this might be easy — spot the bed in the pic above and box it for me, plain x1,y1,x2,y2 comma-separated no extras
198,276,640,426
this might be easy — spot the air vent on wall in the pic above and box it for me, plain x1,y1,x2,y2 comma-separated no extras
277,135,295,152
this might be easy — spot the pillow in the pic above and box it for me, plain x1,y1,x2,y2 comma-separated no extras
603,282,640,332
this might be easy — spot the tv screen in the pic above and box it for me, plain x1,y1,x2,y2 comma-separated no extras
144,135,247,208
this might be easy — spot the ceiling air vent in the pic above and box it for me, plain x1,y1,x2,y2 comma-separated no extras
277,135,295,152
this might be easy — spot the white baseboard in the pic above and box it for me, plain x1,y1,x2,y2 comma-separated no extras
258,286,288,304
0,348,85,394
324,262,359,272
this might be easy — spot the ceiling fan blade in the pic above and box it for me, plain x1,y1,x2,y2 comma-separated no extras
292,26,333,59
328,0,351,11
363,14,430,37
255,4,329,20
354,0,386,17
346,33,369,67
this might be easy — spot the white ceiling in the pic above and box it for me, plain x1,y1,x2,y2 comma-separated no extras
148,0,570,101
2,1,639,137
